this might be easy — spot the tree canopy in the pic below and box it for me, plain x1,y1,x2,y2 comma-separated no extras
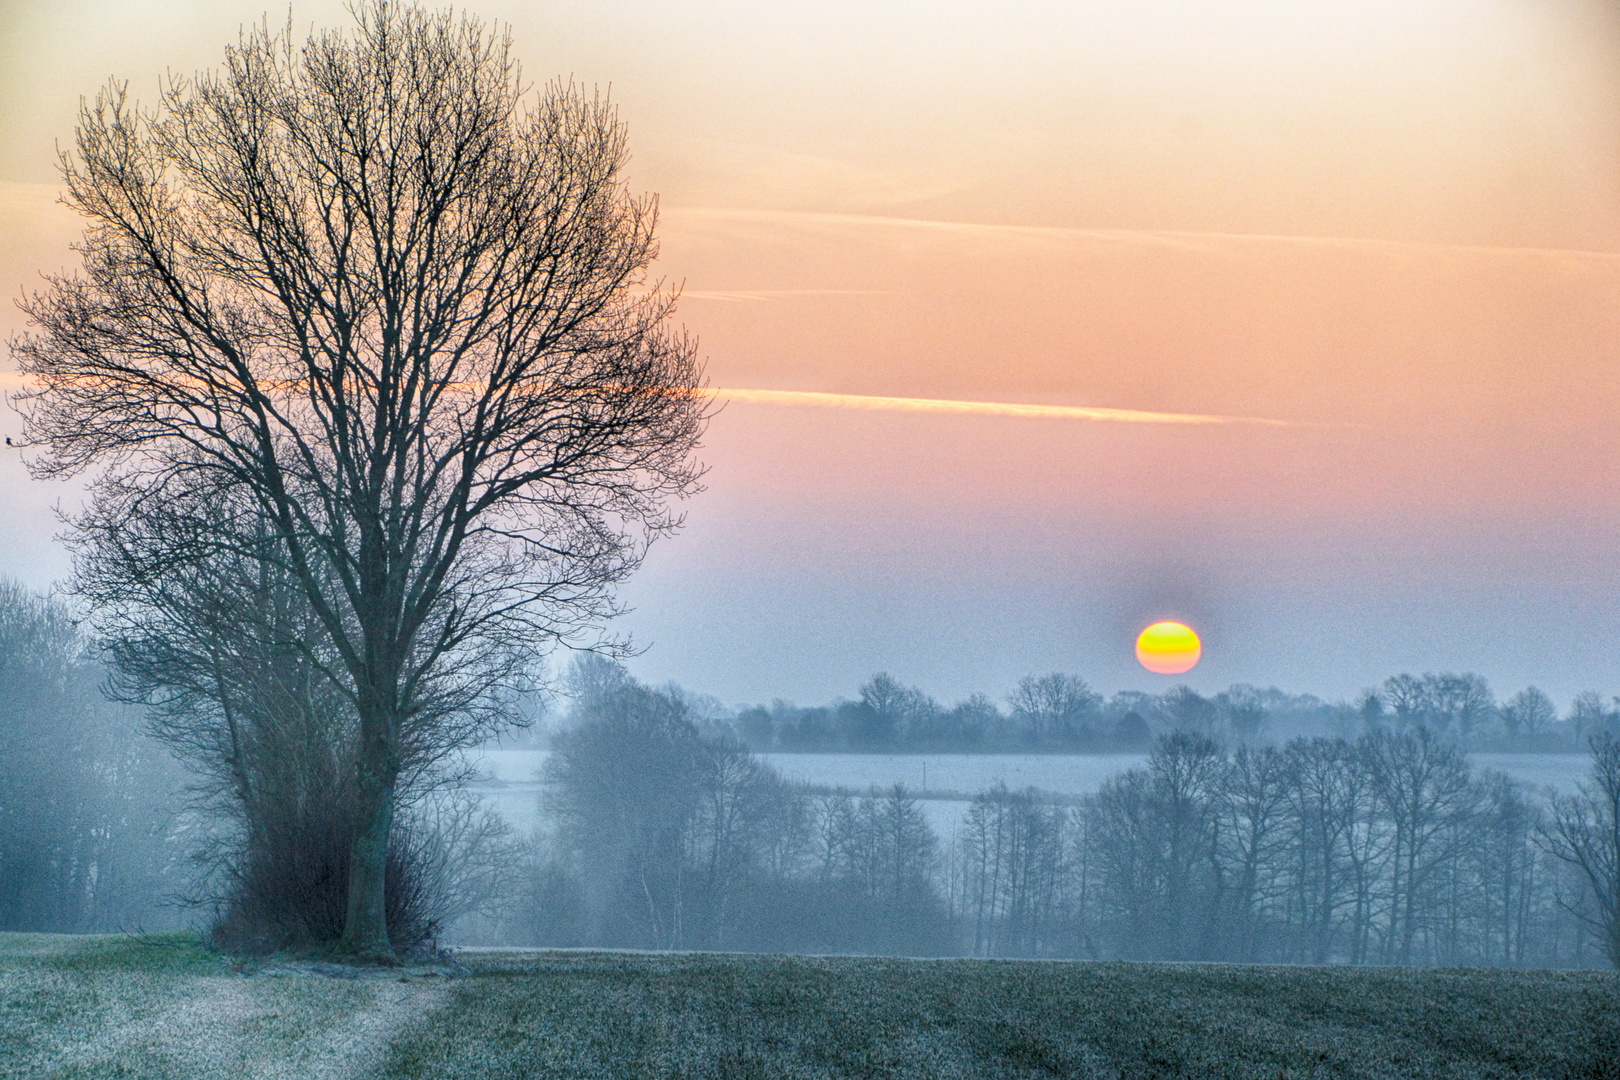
12,0,707,956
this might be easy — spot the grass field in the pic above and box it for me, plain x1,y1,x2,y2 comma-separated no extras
3,934,1616,1079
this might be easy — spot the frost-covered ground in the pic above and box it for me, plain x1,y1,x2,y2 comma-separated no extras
5,934,1616,1078
0,934,449,1079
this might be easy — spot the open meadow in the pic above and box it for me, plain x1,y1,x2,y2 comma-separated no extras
4,933,1616,1079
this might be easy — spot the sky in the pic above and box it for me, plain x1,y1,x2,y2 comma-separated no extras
2,0,1619,709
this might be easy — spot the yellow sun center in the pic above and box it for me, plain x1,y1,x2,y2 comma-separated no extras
1136,621,1202,675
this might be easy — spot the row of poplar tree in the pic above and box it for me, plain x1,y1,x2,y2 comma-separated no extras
515,659,1620,968
952,732,1608,967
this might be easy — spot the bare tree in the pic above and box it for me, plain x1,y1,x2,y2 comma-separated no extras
83,517,497,952
544,676,708,949
1382,674,1428,730
856,673,936,748
1211,743,1288,960
1542,735,1620,969
1568,692,1615,747
1339,742,1389,965
959,783,1068,956
1425,673,1494,742
1159,685,1219,739
1364,727,1476,964
1377,673,1493,743
1008,673,1101,744
1215,684,1268,743
1472,772,1539,966
1280,738,1363,964
1088,732,1223,959
11,2,706,956
686,736,788,949
1500,687,1556,744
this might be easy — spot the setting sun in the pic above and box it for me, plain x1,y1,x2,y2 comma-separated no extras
1136,621,1202,675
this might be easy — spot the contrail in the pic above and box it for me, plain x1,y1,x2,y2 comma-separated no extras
681,288,884,302
4,368,1298,427
671,207,1620,264
3,366,1301,428
716,387,1298,427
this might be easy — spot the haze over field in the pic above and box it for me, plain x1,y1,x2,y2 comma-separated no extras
3,0,1619,705
468,746,1598,842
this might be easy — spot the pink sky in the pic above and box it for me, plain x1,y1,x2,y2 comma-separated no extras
3,1,1618,705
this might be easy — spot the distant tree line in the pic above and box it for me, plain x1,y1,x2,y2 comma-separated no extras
512,660,1620,969
722,671,1620,754
0,581,182,932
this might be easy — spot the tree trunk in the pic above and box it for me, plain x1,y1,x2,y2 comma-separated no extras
342,707,399,958
343,777,396,956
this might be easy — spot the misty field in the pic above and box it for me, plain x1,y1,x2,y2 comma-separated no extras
473,749,1593,838
5,934,1617,1079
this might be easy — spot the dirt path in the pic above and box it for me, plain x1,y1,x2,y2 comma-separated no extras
19,966,450,1079
249,975,451,1080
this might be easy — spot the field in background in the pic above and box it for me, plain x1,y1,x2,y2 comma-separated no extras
472,749,1593,838
1473,754,1596,795
4,934,1615,1079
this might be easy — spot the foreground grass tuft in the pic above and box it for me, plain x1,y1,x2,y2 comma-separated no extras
3,936,1615,1078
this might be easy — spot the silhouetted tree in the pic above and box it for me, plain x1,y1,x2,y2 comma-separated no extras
1211,743,1288,960
1356,690,1387,731
545,678,707,948
13,2,705,956
1280,738,1366,963
1569,692,1617,747
939,693,998,749
1216,685,1268,742
959,783,1068,956
1426,673,1494,741
1089,732,1223,958
1542,735,1620,969
1383,675,1428,730
1500,687,1557,743
1114,711,1152,749
1472,772,1539,966
736,705,777,751
1364,727,1476,963
1161,686,1220,739
1008,673,1102,746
